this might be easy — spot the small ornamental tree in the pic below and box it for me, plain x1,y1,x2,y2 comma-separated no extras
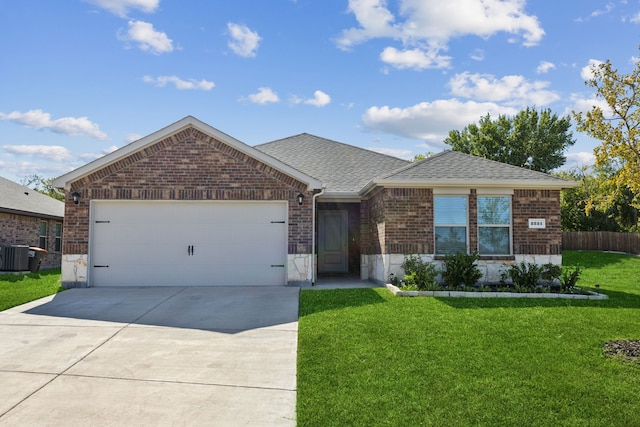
573,50,640,212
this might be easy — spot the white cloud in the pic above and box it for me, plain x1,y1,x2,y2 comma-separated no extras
119,20,173,54
304,90,331,107
590,2,615,18
2,145,73,162
79,145,119,161
227,23,261,57
337,0,400,50
337,0,544,67
567,94,612,118
0,109,108,140
367,147,414,159
248,87,279,104
142,75,214,90
448,72,560,105
0,159,73,181
536,60,556,74
126,134,142,143
581,59,604,81
85,0,159,17
561,152,596,171
380,46,451,70
470,48,485,61
362,98,518,146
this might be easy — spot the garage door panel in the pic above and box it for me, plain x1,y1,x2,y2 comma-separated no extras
90,201,288,287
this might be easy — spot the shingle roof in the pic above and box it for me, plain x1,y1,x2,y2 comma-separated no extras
0,176,64,219
377,150,574,184
255,133,410,193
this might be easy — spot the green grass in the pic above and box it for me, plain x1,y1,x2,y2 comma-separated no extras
297,251,640,426
0,268,64,311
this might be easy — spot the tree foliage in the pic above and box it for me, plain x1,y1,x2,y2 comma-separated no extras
573,53,640,210
445,107,575,173
559,167,638,232
20,174,64,201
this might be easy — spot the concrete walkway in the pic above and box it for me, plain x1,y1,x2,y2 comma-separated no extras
0,286,299,426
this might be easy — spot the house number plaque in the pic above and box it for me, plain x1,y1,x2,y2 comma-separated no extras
528,218,546,229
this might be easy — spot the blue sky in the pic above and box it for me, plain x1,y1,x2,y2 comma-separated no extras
1,0,639,184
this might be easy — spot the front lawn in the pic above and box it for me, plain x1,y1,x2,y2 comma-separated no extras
0,268,63,311
297,251,640,426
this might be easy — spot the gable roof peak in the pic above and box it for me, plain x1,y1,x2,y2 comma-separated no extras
52,116,323,191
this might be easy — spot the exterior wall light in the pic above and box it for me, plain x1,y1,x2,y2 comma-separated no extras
72,191,81,205
297,193,305,206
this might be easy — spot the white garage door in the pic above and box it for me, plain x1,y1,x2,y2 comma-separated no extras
90,200,288,286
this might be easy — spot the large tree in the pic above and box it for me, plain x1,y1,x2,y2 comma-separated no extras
558,167,638,232
573,53,640,210
445,107,575,173
21,174,64,201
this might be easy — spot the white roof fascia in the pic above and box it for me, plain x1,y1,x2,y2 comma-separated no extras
53,116,323,191
317,191,362,202
360,178,578,196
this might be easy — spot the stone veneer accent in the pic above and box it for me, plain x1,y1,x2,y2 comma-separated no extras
61,126,314,287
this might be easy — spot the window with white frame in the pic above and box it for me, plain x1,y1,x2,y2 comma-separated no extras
54,223,62,253
477,196,511,255
39,221,47,249
434,196,467,255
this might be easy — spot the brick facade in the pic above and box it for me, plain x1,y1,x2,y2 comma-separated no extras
363,187,562,258
364,188,434,255
512,189,562,255
0,212,62,269
62,127,314,256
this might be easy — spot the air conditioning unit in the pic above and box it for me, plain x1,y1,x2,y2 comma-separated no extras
0,245,29,271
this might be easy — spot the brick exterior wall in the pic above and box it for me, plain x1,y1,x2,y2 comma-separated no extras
0,212,62,269
62,126,313,256
364,187,562,257
364,188,434,255
512,189,562,255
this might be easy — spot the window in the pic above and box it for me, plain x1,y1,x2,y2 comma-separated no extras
39,221,48,249
478,196,511,255
54,223,62,253
434,196,467,255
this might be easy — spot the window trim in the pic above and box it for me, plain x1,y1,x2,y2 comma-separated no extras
477,195,513,256
39,220,48,250
54,222,62,253
434,195,469,255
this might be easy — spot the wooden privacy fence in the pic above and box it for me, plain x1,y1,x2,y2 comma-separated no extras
562,231,640,255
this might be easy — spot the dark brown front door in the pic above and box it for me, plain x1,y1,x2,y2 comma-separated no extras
318,210,348,273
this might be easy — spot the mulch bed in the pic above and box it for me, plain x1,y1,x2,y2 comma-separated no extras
603,340,640,363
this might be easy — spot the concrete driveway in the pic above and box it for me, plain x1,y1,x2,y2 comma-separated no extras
0,286,299,426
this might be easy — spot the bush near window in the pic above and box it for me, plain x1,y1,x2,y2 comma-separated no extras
441,252,483,288
399,254,438,291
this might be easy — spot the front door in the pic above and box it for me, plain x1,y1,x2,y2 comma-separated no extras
318,210,348,273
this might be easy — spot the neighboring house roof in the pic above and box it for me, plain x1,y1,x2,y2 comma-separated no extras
0,176,64,220
52,116,323,191
360,150,578,195
255,133,410,195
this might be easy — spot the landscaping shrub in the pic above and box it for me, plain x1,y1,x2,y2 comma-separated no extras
441,252,482,287
501,262,542,290
400,254,438,291
501,262,575,292
541,263,561,284
561,266,582,291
